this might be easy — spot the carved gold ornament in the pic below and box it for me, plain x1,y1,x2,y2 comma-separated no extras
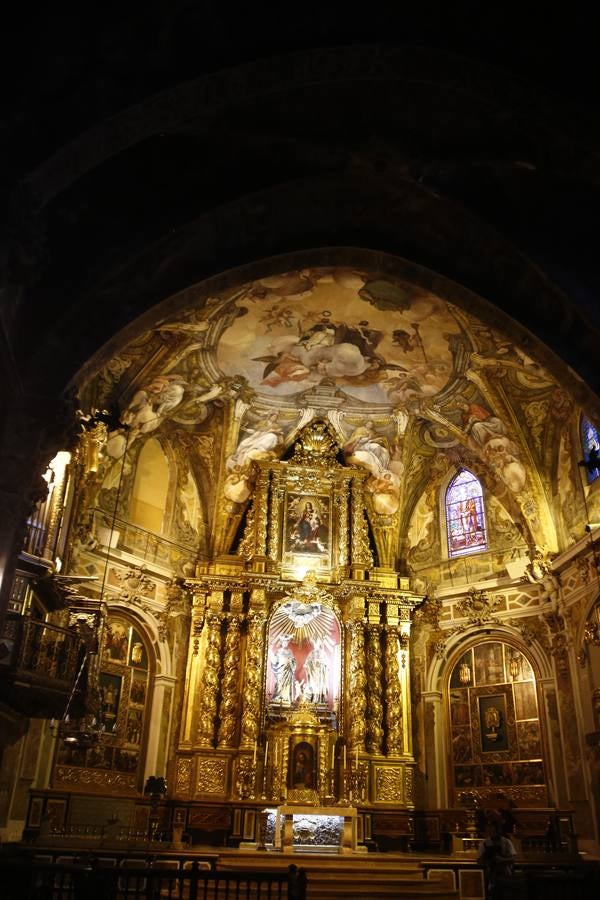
196,758,228,795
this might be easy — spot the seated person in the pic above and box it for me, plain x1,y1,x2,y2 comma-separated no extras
478,821,516,897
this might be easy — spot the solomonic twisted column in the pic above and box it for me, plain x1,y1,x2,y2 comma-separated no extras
218,615,242,747
347,621,367,752
366,624,384,754
196,612,222,747
240,611,266,748
385,625,403,756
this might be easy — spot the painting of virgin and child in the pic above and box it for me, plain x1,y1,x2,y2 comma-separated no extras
286,496,330,555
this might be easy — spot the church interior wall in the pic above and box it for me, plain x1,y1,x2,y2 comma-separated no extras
3,256,600,852
2,32,600,863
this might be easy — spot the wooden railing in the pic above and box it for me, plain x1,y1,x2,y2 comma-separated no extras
1,858,307,900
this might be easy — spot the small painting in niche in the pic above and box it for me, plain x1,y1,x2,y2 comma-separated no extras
482,764,512,786
513,761,544,785
479,694,509,752
126,709,143,745
517,721,541,758
474,642,505,685
86,744,114,770
454,765,482,787
130,672,147,706
114,748,139,772
514,681,537,720
450,690,471,725
451,727,473,763
104,620,129,663
290,741,316,789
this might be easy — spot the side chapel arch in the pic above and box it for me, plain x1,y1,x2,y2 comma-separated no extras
53,610,155,794
443,635,549,806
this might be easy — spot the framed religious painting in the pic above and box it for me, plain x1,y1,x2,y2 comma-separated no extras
470,684,517,760
283,493,331,569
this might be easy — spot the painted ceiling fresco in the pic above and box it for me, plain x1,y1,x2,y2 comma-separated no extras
85,265,589,562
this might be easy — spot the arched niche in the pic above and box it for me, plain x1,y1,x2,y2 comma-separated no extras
265,599,342,721
129,437,170,534
445,637,548,806
54,612,154,795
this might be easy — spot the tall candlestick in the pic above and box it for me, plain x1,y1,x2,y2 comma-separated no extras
343,746,347,769
330,745,335,769
253,741,257,765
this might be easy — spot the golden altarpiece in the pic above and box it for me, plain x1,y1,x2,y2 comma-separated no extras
175,421,419,822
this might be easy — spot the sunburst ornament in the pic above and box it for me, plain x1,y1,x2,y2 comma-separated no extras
270,573,337,645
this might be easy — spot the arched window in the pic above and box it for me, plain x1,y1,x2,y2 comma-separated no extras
446,469,487,557
130,438,170,533
580,415,600,484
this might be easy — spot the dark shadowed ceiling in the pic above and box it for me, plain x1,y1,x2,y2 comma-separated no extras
2,6,599,414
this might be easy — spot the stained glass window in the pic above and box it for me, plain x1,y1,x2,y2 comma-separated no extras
580,415,600,484
446,469,487,557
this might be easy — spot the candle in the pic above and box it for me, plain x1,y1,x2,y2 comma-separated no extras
355,747,359,769
264,740,269,769
253,741,257,764
330,745,335,769
343,746,347,769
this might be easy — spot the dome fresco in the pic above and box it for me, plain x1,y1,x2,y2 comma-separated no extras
82,264,589,563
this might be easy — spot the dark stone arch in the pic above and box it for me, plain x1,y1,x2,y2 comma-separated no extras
19,174,600,421
25,44,597,208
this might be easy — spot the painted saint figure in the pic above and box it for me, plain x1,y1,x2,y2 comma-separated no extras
292,743,316,788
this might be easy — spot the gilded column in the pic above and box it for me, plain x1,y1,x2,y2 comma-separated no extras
384,625,403,756
254,468,270,557
240,610,266,748
180,591,207,746
268,480,284,562
351,477,373,568
335,480,350,567
347,621,367,752
196,612,222,747
218,615,242,747
366,624,384,754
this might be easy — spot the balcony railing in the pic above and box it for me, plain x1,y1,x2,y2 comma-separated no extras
92,509,200,569
15,618,82,683
0,615,86,717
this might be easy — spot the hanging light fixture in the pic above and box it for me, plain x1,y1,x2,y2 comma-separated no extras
459,659,471,685
50,641,100,750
